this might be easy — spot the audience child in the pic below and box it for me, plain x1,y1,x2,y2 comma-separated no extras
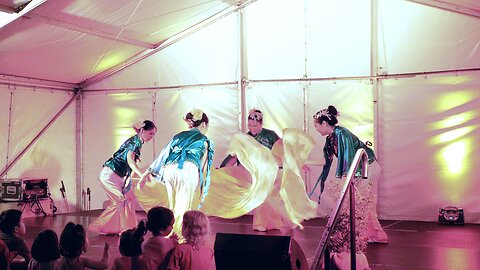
59,222,109,270
142,207,178,270
112,220,148,270
166,210,213,270
28,229,61,270
0,239,9,270
0,209,30,270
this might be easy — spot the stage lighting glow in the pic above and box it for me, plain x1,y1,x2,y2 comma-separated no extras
431,75,472,85
439,141,467,175
435,90,476,112
435,137,473,204
430,111,475,131
431,126,475,144
95,52,127,72
114,107,138,147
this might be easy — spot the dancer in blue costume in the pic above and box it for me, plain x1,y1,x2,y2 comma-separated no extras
309,105,387,269
138,109,213,235
89,120,156,235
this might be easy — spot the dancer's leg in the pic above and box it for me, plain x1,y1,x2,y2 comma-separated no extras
164,162,199,236
89,167,137,234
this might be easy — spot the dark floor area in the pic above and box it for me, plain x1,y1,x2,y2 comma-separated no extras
20,210,480,270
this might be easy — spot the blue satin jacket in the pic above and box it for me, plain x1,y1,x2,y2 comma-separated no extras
314,126,376,196
149,128,214,206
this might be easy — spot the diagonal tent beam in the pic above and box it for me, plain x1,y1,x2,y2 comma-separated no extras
22,13,156,49
80,0,258,88
406,0,480,18
0,89,81,179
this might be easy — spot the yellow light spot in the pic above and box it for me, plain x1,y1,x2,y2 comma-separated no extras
435,138,473,204
429,126,474,145
439,141,466,175
435,90,476,112
430,75,472,85
113,107,138,147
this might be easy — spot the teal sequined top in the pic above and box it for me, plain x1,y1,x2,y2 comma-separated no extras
104,135,143,178
313,126,376,196
248,128,280,150
149,128,214,206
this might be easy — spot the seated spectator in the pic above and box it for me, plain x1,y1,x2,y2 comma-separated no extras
59,222,109,269
0,238,9,270
0,209,30,270
142,207,178,270
28,229,61,270
112,220,148,270
166,210,214,270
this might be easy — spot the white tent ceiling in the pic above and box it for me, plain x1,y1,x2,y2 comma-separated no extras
0,0,250,88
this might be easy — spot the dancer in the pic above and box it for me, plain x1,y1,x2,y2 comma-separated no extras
310,105,387,268
220,108,280,168
139,109,213,235
135,110,314,232
221,109,317,231
221,109,282,231
89,120,157,235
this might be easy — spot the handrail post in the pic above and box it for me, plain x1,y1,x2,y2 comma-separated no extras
324,245,331,269
309,149,369,270
349,181,356,270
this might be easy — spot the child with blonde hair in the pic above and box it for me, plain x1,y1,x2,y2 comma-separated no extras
166,210,213,270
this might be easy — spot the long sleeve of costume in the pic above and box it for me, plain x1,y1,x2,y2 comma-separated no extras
278,128,318,228
310,126,376,199
335,126,376,178
200,133,279,218
148,140,172,183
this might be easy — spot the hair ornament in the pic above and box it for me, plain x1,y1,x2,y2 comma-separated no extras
190,108,204,122
314,109,331,120
248,108,263,122
133,120,146,130
184,118,194,127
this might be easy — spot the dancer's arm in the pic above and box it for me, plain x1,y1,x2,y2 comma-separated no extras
126,150,145,177
201,141,208,174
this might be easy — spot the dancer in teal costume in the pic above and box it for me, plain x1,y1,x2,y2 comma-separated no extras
139,109,213,235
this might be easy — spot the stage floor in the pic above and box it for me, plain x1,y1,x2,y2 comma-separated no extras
22,210,480,270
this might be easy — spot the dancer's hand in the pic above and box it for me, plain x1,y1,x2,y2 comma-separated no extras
302,164,312,173
137,173,150,189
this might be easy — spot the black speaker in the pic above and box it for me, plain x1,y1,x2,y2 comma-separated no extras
214,233,308,270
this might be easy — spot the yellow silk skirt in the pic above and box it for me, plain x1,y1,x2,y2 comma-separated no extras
134,128,317,229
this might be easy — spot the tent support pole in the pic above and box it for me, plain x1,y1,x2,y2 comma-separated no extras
238,8,247,133
75,91,83,212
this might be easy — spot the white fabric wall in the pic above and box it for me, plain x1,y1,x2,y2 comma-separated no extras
0,86,75,213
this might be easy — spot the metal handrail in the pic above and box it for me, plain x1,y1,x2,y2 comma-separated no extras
310,149,369,270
